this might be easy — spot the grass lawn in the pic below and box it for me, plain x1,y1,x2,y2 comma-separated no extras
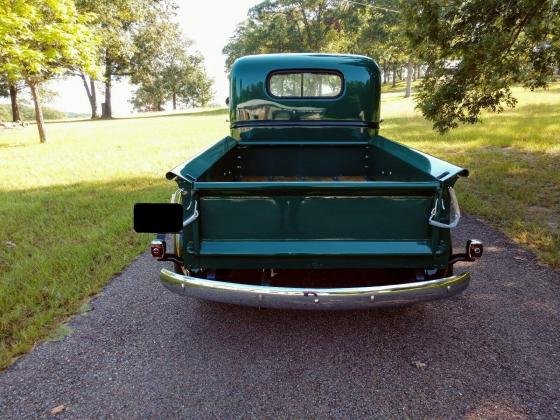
1,86,559,369
0,109,229,369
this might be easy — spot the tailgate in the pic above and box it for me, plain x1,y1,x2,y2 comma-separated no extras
182,181,449,270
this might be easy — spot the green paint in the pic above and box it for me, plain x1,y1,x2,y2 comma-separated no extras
229,54,381,141
167,54,468,272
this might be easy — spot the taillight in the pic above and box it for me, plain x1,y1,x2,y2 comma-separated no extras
467,239,483,259
150,240,166,259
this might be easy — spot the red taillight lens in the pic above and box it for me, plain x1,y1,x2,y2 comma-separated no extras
150,240,165,259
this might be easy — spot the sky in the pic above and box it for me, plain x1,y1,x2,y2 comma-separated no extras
47,0,261,115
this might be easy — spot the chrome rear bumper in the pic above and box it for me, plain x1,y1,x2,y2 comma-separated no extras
160,269,470,310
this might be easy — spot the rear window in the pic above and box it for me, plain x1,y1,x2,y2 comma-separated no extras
268,71,343,98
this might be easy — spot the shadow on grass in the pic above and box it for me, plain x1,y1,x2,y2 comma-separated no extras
0,177,175,369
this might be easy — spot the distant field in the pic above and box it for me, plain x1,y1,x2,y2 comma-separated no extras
1,85,559,369
0,103,78,122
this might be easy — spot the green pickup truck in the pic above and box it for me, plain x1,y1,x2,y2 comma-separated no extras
134,53,483,310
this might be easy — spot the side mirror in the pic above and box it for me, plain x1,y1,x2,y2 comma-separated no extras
225,97,230,106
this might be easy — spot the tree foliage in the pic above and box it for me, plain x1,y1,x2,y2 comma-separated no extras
224,0,559,132
131,48,213,111
223,1,413,70
129,13,213,112
404,0,560,132
0,0,100,141
223,1,417,95
0,0,99,81
179,64,213,108
223,0,348,69
76,0,179,118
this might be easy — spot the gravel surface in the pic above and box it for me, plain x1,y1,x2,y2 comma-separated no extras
1,215,559,418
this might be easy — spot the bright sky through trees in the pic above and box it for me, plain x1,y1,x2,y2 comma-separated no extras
44,0,261,115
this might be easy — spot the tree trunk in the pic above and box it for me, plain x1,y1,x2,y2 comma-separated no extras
9,84,21,122
80,73,98,119
102,78,112,118
382,61,388,84
90,79,97,118
172,92,177,110
405,61,413,98
28,80,47,143
101,55,112,119
392,63,397,87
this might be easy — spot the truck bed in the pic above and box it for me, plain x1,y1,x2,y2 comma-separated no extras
198,144,435,183
164,137,468,272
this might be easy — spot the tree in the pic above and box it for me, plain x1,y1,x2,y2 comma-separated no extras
131,51,214,111
179,66,213,108
130,14,213,112
223,0,346,70
0,77,21,122
0,0,99,142
77,0,146,119
79,72,99,119
223,0,418,97
129,9,186,110
346,1,416,95
131,77,168,111
403,0,560,132
163,53,212,110
77,0,179,119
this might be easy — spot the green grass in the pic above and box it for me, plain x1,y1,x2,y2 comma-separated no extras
1,85,559,370
0,109,229,369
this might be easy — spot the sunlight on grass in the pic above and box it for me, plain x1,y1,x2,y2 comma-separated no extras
0,109,229,369
1,111,229,190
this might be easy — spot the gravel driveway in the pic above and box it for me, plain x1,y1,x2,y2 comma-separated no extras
1,215,559,418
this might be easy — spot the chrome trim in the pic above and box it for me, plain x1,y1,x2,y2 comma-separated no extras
159,269,470,310
182,201,198,228
170,190,183,260
429,186,461,229
151,239,165,249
